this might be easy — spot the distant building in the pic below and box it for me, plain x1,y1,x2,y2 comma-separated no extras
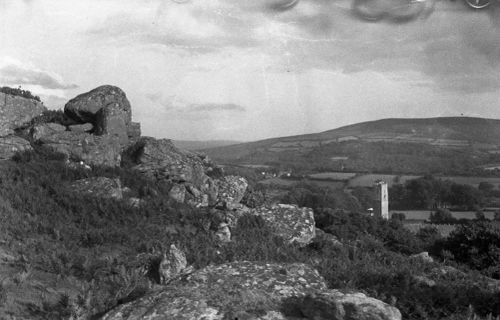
373,181,389,219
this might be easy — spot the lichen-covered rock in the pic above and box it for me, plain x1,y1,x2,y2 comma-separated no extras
102,261,327,320
70,177,123,200
30,122,66,141
68,123,93,133
64,85,131,125
248,204,316,245
159,244,188,284
38,131,122,167
215,175,248,209
301,291,401,320
168,184,186,203
215,222,231,242
0,136,32,159
95,103,129,145
0,92,47,132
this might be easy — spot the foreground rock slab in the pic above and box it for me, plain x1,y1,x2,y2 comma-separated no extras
70,177,123,200
102,261,400,320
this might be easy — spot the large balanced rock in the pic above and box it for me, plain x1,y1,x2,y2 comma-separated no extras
248,204,316,245
0,92,47,135
64,85,131,125
38,131,122,167
0,136,32,159
102,261,400,320
69,177,123,200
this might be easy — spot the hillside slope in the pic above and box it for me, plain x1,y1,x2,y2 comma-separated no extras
202,117,500,175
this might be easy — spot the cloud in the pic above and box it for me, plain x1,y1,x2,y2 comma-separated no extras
0,60,78,90
186,103,246,112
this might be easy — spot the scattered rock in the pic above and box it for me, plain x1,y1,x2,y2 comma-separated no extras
412,275,436,287
301,290,402,320
216,175,248,209
30,122,66,141
0,136,32,159
248,204,316,245
159,244,189,284
39,131,122,167
95,103,129,145
70,177,123,200
68,123,93,133
215,222,231,242
64,85,131,125
0,92,47,132
410,252,434,264
168,184,186,203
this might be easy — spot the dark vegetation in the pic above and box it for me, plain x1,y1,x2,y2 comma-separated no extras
390,175,486,211
0,148,499,318
0,86,41,102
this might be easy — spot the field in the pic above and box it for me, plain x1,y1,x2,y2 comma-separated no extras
259,177,345,189
307,172,357,181
348,174,420,187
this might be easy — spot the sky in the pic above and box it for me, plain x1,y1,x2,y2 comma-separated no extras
1,0,500,141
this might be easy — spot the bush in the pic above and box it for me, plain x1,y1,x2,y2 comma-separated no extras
430,209,456,224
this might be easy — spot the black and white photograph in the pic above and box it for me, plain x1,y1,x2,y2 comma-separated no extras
1,0,500,319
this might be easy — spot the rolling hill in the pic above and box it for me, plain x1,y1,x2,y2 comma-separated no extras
202,117,500,175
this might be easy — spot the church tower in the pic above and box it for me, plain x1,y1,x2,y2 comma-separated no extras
374,181,389,219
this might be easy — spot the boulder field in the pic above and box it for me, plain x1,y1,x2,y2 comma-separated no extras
0,85,403,320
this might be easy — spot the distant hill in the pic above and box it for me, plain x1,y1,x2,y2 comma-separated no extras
202,117,500,175
172,139,242,151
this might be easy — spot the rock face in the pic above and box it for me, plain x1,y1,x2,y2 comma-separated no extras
31,122,66,141
39,131,122,167
69,177,123,200
248,204,316,245
64,85,131,125
0,92,47,135
0,136,32,159
102,261,400,320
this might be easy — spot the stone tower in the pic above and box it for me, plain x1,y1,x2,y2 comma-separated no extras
374,181,389,219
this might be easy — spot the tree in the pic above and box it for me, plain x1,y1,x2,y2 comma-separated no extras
475,210,486,221
429,208,456,223
478,181,495,193
494,210,500,221
391,212,406,222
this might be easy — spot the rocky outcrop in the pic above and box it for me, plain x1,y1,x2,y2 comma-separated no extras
248,204,316,245
0,92,47,135
102,261,400,320
39,131,122,167
30,122,66,141
125,137,216,207
0,136,32,159
64,85,131,125
410,252,434,264
69,177,123,200
127,122,141,140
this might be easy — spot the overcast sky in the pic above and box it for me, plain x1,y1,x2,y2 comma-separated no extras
1,0,500,141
